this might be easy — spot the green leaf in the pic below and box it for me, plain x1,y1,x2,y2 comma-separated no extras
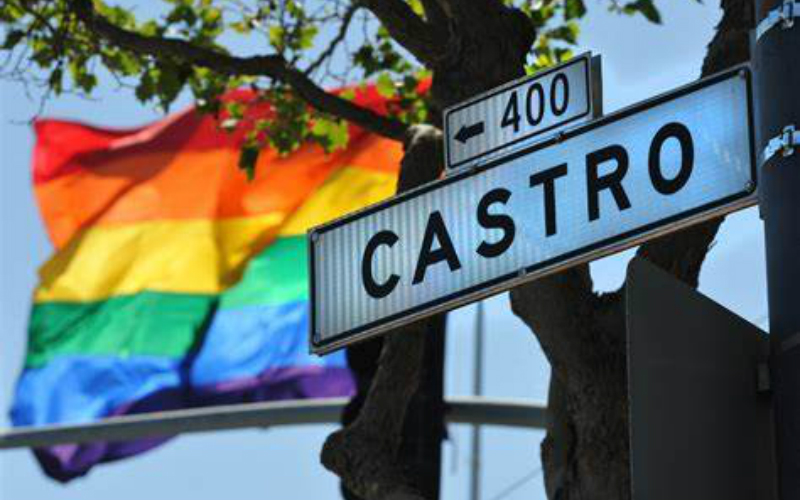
547,23,579,44
230,19,252,34
201,7,222,26
48,67,63,94
298,25,318,50
238,144,260,180
156,64,185,110
376,73,396,98
226,100,245,119
135,69,157,103
408,0,425,16
326,119,349,150
564,0,587,20
268,25,285,51
2,29,24,50
311,117,349,152
625,0,662,24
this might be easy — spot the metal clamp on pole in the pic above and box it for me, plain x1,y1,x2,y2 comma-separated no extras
756,1,800,41
763,125,799,165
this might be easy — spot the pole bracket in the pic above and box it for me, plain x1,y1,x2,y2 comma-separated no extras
756,1,800,41
762,125,799,165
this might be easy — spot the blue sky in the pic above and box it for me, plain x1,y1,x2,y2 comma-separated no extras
0,2,768,499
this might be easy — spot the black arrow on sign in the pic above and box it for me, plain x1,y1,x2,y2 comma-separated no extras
454,121,485,144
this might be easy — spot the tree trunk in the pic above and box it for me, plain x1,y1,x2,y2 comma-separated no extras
340,318,446,500
510,2,754,499
322,3,536,498
322,126,448,500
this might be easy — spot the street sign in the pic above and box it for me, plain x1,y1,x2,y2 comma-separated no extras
443,53,601,170
310,67,755,354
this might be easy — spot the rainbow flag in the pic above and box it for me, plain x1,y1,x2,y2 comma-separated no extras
10,87,402,481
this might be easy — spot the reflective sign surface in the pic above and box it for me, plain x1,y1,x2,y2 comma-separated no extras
444,54,596,170
311,67,755,354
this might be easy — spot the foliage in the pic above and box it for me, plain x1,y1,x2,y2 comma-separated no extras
0,0,669,175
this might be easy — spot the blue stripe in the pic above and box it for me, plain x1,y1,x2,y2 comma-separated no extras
190,300,347,387
10,356,184,427
10,301,351,428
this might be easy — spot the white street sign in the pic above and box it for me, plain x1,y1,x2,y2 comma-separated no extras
443,53,600,170
310,67,755,354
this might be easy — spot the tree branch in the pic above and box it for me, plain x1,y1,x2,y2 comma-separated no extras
69,0,408,141
510,266,604,386
633,0,753,287
358,0,448,66
304,4,358,76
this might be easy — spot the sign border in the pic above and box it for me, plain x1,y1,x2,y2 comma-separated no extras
443,53,595,170
310,65,756,354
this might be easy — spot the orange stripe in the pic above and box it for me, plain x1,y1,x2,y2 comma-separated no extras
36,134,402,248
34,166,397,302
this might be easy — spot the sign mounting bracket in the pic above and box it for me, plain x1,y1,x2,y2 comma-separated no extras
756,1,800,41
763,124,798,164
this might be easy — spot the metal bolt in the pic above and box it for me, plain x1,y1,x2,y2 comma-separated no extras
746,181,756,192
781,125,797,158
782,0,795,30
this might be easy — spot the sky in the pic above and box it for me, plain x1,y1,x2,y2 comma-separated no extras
0,2,769,500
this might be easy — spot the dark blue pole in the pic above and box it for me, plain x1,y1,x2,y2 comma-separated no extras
753,1,800,498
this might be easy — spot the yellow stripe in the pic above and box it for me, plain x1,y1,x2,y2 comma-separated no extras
279,166,397,236
35,166,397,303
35,213,284,303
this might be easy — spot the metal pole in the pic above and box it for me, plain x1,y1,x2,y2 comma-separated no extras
0,397,546,450
470,301,486,500
753,1,800,498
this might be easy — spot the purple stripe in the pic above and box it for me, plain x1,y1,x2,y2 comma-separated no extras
193,366,354,405
33,387,186,483
32,367,353,482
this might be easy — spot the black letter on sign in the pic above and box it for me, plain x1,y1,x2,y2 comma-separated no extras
413,211,462,285
362,230,400,299
586,145,632,222
530,164,569,236
476,189,516,258
551,73,570,116
649,122,694,195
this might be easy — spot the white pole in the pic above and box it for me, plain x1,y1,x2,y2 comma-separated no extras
470,301,486,500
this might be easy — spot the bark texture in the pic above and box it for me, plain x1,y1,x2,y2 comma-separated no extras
510,2,754,499
323,3,537,498
322,126,447,500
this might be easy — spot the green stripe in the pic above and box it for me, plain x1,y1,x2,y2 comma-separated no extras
27,236,308,368
26,292,215,369
218,235,308,309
